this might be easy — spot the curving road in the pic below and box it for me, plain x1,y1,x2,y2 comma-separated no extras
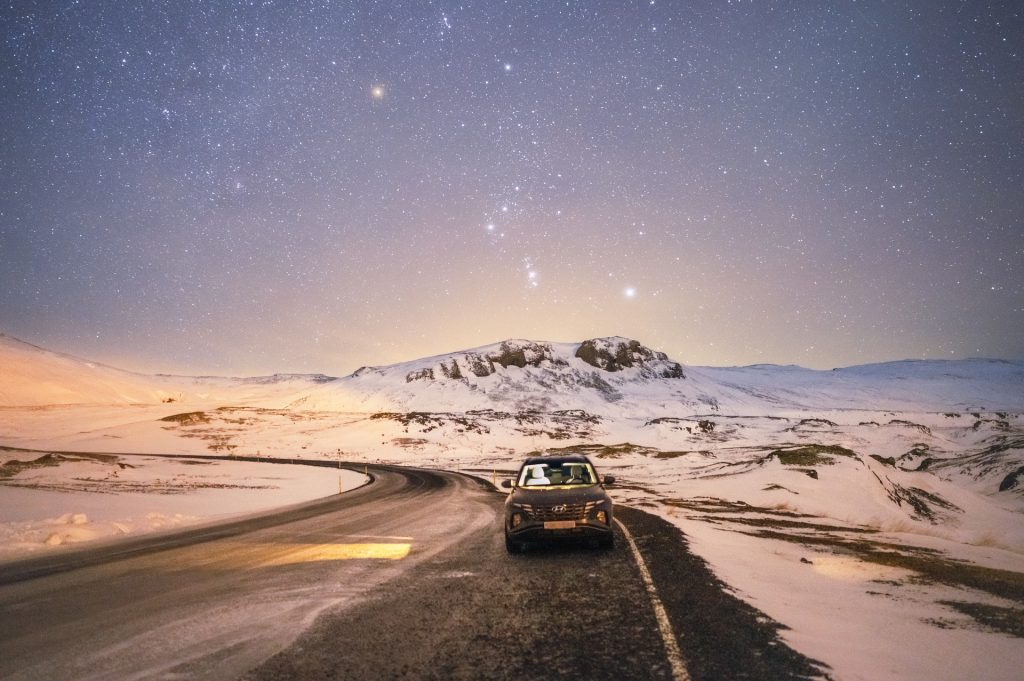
0,465,824,681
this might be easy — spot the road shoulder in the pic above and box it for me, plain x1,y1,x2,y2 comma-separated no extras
616,505,830,681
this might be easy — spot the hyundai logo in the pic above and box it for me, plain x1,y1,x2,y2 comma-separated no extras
551,504,567,513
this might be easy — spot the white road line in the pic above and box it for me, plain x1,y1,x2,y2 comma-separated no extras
616,518,692,681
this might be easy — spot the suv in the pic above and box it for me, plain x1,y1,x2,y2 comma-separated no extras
501,454,615,553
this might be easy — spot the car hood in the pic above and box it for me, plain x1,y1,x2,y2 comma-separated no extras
509,484,611,504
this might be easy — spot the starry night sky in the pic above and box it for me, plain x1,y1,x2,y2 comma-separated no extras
2,1,1022,375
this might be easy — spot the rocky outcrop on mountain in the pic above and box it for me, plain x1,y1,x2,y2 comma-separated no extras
399,338,684,390
316,337,697,415
405,368,435,383
406,341,570,383
575,338,685,378
1000,466,1024,492
490,341,568,370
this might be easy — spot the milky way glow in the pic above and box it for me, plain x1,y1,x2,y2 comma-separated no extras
1,1,1021,375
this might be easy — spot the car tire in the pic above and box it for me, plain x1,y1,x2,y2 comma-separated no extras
598,535,614,550
505,534,524,554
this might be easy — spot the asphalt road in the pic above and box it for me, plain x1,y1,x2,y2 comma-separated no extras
0,465,826,681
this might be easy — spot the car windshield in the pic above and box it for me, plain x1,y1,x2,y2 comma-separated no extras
517,461,597,487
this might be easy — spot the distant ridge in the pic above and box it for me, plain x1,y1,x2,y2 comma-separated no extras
2,332,1022,412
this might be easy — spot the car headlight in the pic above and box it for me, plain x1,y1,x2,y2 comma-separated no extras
594,510,608,525
511,512,524,528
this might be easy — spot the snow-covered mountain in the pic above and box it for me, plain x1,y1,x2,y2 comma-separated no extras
288,337,695,415
0,334,333,407
3,333,1022,414
288,336,1024,415
689,358,1024,413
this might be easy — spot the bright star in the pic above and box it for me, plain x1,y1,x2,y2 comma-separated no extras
624,287,637,299
371,86,385,99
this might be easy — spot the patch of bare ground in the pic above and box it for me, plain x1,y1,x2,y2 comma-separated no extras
0,453,64,478
663,496,1024,637
390,437,431,449
654,450,696,459
0,452,127,477
664,497,859,525
933,600,1024,637
607,481,660,497
160,411,253,453
170,429,239,453
530,442,698,459
517,427,574,440
367,409,600,440
369,411,492,435
159,411,210,425
516,410,602,440
769,444,858,467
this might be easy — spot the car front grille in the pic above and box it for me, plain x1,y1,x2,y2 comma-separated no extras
521,501,597,521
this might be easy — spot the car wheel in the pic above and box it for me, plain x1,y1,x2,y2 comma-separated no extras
505,534,524,554
598,535,614,550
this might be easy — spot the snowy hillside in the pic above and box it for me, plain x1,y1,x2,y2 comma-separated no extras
287,337,1024,416
4,333,1021,414
0,334,333,407
288,337,694,415
2,332,1023,680
0,334,173,406
691,359,1024,413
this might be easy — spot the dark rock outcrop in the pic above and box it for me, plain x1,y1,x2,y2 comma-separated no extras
575,338,684,378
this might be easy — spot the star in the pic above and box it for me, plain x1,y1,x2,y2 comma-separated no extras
1,0,1018,374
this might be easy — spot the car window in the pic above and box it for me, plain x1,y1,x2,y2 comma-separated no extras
562,464,595,484
519,464,550,486
517,461,597,487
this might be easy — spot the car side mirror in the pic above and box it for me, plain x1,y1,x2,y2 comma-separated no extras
501,479,514,489
603,475,616,486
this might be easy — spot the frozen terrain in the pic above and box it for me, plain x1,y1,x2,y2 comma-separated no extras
0,450,367,561
1,333,1022,680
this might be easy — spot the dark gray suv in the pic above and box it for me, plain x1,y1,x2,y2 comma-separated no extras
502,454,615,553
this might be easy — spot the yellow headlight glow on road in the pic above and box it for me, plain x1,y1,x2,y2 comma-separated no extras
259,543,412,566
157,542,413,571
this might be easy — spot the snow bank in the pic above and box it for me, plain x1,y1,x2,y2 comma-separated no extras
0,453,367,561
